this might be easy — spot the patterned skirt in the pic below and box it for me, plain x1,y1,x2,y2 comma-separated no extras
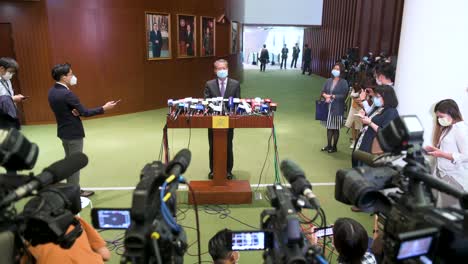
321,104,343,129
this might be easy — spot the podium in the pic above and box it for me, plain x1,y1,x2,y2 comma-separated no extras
166,115,274,204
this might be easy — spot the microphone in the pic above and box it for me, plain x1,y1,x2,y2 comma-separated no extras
166,149,191,177
0,152,88,208
228,97,234,114
280,159,320,209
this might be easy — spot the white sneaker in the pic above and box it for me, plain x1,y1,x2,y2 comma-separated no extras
349,141,355,149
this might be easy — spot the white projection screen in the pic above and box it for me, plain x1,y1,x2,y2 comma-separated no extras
244,0,323,26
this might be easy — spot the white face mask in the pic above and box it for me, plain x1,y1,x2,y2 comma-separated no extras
70,75,78,86
375,77,383,86
2,72,13,81
438,117,452,127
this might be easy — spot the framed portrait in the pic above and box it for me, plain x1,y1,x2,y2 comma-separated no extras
230,21,239,54
177,14,197,58
145,12,171,60
200,16,215,57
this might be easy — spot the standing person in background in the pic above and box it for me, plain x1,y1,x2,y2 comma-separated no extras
204,59,240,180
345,81,364,149
302,44,311,75
291,43,300,68
178,18,187,55
280,44,289,69
424,99,468,207
186,24,194,56
320,63,349,153
149,23,163,58
259,44,269,72
48,63,119,197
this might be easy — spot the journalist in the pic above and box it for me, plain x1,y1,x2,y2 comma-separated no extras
209,229,240,264
320,63,349,153
352,85,399,167
0,57,26,102
424,99,468,207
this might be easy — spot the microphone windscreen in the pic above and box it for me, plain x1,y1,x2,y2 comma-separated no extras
44,152,89,183
280,159,305,183
166,148,191,175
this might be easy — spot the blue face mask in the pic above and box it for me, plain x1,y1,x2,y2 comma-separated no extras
217,69,228,79
373,97,383,107
331,69,340,78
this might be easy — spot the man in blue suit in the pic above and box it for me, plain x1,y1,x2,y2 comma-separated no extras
48,63,118,197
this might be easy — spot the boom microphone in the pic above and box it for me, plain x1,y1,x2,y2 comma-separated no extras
0,152,89,208
280,159,320,209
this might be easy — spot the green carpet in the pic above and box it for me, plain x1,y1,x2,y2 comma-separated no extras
17,68,372,263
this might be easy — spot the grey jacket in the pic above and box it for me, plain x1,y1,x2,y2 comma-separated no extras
204,78,241,99
321,78,349,116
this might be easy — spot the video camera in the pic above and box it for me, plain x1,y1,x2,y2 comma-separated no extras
225,160,327,264
0,126,88,263
91,149,191,264
335,115,468,263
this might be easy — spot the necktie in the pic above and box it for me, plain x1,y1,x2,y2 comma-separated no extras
220,80,225,97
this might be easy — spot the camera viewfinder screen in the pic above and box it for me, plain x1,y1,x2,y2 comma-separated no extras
231,232,265,251
403,116,423,133
397,236,433,260
98,210,131,229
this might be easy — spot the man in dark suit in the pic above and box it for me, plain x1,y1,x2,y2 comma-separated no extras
259,44,269,72
186,24,194,56
291,43,300,68
280,44,288,69
149,23,163,57
302,44,312,75
204,59,240,180
48,63,118,197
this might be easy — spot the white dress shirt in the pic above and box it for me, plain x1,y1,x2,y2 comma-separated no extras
437,121,468,190
0,76,14,97
217,78,227,96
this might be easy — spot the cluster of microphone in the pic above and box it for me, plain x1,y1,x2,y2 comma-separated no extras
167,97,278,119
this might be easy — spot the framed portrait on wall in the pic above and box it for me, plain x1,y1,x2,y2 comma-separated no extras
200,16,215,57
230,21,239,54
145,12,171,60
177,14,196,58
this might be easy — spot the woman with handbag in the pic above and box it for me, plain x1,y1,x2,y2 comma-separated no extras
352,85,399,167
320,63,349,153
424,99,468,207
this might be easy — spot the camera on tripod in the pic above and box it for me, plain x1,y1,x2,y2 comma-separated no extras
0,126,88,263
335,115,468,263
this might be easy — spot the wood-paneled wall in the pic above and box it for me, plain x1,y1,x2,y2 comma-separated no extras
0,0,242,124
305,0,404,78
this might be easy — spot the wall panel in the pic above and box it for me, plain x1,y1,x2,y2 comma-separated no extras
0,0,241,124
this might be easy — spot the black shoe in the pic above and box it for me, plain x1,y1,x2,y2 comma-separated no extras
208,172,213,179
80,190,95,197
328,147,337,153
227,172,234,180
321,146,331,151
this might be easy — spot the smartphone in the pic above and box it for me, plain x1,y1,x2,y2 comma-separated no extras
314,226,334,238
226,231,272,251
91,208,131,229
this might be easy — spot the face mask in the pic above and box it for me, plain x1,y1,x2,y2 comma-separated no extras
373,97,383,107
217,69,228,79
438,117,452,127
70,75,78,86
375,78,383,86
2,72,13,81
331,69,340,78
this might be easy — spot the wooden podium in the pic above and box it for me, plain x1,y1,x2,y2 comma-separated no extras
166,115,274,204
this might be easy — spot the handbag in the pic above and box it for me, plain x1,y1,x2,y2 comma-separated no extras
315,100,329,121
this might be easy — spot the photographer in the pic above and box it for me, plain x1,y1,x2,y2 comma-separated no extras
312,218,376,264
424,99,468,207
209,229,240,264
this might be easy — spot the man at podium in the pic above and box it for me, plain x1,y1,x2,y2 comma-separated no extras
204,59,241,180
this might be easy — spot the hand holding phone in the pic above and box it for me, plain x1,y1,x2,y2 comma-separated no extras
314,225,334,238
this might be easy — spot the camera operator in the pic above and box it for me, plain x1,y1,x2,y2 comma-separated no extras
209,229,240,264
311,218,377,264
23,216,110,264
424,99,468,207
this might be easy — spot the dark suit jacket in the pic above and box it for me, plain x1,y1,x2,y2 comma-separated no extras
48,83,104,140
303,48,311,62
150,30,162,50
204,78,240,99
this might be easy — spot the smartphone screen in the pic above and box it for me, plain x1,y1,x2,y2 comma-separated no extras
228,231,271,251
91,208,131,229
315,226,334,238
